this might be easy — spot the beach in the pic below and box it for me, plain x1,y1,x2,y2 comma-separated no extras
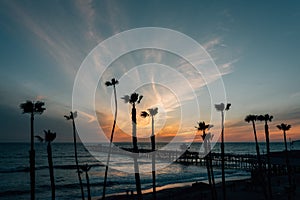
104,175,300,200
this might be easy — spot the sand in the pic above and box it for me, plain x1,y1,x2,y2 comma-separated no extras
100,174,300,200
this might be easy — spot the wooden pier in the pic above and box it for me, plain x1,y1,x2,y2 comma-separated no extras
91,145,300,172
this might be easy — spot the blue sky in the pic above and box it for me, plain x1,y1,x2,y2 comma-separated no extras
0,0,300,142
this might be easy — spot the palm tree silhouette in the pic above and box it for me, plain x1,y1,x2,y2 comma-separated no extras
20,100,45,200
64,111,84,200
35,130,56,200
245,115,263,169
196,121,216,200
102,78,119,199
277,123,293,189
122,92,143,198
141,107,158,199
257,114,273,199
215,103,231,200
245,114,268,199
80,164,92,200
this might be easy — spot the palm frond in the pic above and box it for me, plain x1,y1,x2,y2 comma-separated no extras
137,95,143,104
225,103,231,111
64,115,71,120
73,111,78,119
121,95,130,103
34,101,46,114
35,135,44,142
105,81,112,86
141,111,149,118
215,103,225,111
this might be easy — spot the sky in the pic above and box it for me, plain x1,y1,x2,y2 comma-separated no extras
0,0,300,143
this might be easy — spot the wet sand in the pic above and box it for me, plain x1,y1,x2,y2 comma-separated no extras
100,174,300,200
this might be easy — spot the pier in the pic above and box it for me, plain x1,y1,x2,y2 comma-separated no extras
91,145,300,172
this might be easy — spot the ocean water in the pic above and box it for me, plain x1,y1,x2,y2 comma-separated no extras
0,142,299,199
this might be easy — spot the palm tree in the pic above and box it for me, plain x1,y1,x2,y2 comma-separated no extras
20,100,45,200
64,111,84,200
35,130,56,200
277,123,292,189
196,121,216,200
80,164,92,200
215,103,231,200
122,92,143,198
102,78,119,199
257,114,273,199
245,115,268,199
141,107,158,199
245,115,263,169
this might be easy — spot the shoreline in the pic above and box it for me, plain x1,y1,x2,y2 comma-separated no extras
98,174,300,200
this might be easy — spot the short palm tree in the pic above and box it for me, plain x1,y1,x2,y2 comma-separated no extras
102,78,119,199
20,100,45,200
64,111,84,200
122,92,143,198
141,107,158,199
80,164,92,200
257,114,273,199
196,121,216,200
277,123,292,188
35,130,56,200
215,103,231,200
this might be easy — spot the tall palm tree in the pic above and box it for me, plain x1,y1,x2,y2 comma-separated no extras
35,130,56,200
20,100,45,200
277,123,292,188
245,115,268,200
122,92,143,198
141,107,158,199
102,78,119,199
245,115,263,169
257,114,273,199
80,164,92,200
196,121,216,200
64,111,84,200
215,103,231,200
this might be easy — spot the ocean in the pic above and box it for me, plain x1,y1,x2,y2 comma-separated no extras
0,142,299,199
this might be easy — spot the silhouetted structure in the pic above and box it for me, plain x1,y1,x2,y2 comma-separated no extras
245,114,268,200
35,130,56,200
277,123,293,192
257,114,273,199
20,100,45,200
196,121,217,200
103,78,119,199
64,111,84,200
80,164,92,200
122,92,143,199
141,107,158,199
215,102,231,200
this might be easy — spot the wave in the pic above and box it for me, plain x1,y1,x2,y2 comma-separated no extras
0,163,104,173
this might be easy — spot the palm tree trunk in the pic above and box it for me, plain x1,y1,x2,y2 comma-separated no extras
86,171,91,200
47,143,55,200
265,123,272,199
208,141,217,200
283,130,292,187
103,85,118,199
30,112,35,200
221,111,226,200
252,121,268,200
132,104,142,199
204,137,213,199
72,119,84,200
151,116,156,200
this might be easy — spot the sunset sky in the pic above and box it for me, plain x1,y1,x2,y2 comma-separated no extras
0,0,300,143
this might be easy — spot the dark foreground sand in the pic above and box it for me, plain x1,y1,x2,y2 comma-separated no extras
99,174,300,200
